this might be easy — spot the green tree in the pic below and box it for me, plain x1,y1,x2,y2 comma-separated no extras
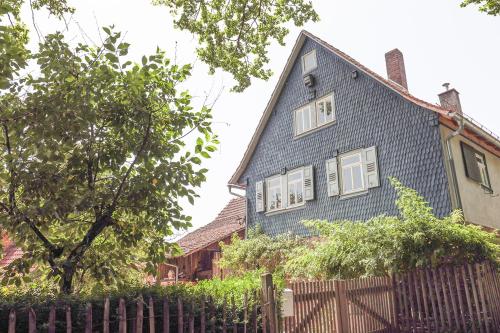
461,0,500,15
154,0,319,92
0,24,217,293
1,0,318,294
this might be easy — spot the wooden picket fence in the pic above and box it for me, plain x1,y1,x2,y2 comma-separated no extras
283,261,500,333
3,291,266,332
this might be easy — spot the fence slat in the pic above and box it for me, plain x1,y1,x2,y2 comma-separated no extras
29,307,36,333
163,297,170,333
49,305,56,333
445,267,459,331
177,298,184,333
453,266,467,332
136,295,144,333
8,309,16,333
468,263,485,333
475,264,491,333
390,274,400,333
461,265,478,333
418,269,430,332
85,303,92,333
66,305,72,333
103,297,110,333
149,297,155,333
119,298,127,333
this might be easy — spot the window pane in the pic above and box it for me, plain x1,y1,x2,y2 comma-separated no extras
295,109,303,134
342,154,361,165
267,177,282,210
288,170,303,207
352,165,364,191
342,167,352,193
317,101,325,125
303,51,317,73
326,100,333,121
303,107,311,131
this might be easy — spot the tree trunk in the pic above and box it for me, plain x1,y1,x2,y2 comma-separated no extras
62,262,75,294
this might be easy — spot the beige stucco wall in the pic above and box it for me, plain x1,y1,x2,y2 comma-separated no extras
440,125,500,229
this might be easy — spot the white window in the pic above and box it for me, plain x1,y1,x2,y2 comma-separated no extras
340,152,365,194
294,94,336,137
259,166,314,213
302,50,317,74
294,104,314,136
267,176,282,211
476,153,491,189
316,94,335,126
287,169,304,207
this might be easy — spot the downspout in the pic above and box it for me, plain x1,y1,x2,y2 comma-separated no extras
444,111,464,210
228,184,248,238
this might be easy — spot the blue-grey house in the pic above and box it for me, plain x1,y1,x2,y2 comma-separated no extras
228,31,500,236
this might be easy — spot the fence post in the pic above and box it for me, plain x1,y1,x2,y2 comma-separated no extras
8,309,16,333
334,280,349,333
261,273,278,333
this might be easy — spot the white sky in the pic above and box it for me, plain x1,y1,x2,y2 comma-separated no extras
22,0,500,236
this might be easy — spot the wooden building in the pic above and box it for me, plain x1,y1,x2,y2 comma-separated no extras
158,198,246,284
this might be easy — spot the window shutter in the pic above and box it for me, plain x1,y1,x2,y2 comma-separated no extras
303,165,314,201
255,181,265,212
461,142,481,183
363,146,380,188
326,158,339,196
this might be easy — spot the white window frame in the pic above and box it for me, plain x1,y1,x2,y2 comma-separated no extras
266,167,307,213
316,94,335,127
294,104,314,136
266,175,283,212
475,153,491,189
340,151,366,195
302,49,317,74
287,169,305,208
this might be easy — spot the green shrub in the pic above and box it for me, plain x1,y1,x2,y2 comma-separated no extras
285,178,499,279
0,272,264,331
218,227,304,276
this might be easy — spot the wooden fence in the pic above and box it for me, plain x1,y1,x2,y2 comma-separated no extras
3,292,265,332
283,261,500,333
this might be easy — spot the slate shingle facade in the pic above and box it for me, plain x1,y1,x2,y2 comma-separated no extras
237,37,453,236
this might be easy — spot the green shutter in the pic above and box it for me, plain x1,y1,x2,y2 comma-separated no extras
461,142,481,183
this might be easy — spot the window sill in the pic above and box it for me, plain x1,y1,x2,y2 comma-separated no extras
481,184,493,194
339,190,369,200
293,121,336,140
265,204,306,216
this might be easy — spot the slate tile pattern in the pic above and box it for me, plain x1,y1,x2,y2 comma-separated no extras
176,198,246,255
238,37,452,236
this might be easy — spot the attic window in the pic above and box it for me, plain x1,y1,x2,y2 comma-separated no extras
461,142,491,191
302,50,317,74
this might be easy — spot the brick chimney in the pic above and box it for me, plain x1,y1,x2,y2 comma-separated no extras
438,84,462,114
385,49,408,90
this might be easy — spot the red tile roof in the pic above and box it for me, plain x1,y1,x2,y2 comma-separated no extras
176,198,246,256
0,235,23,268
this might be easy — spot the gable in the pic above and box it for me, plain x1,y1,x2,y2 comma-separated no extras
229,31,500,185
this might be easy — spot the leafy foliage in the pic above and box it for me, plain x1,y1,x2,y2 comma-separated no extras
0,273,262,332
0,25,218,293
218,227,304,275
461,0,500,15
153,0,319,91
285,178,499,280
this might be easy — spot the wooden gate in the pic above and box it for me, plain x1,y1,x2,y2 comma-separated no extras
281,262,500,333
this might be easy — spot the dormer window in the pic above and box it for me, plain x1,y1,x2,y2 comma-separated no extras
302,50,317,74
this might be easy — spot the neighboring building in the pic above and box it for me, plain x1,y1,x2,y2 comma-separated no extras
0,232,23,270
228,31,500,236
157,198,246,283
